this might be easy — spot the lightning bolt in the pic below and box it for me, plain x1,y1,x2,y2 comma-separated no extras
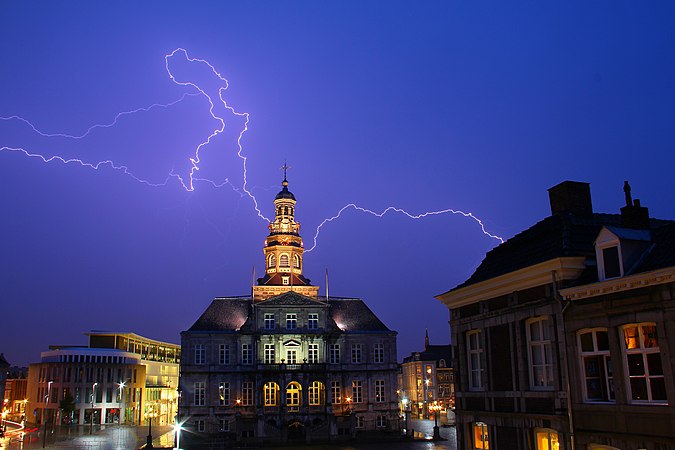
0,48,503,250
305,203,504,253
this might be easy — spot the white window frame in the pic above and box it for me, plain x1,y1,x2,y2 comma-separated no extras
308,313,319,330
374,343,385,363
241,344,252,365
466,330,484,391
577,328,614,402
286,349,297,364
375,379,385,403
194,344,205,365
329,344,340,364
218,382,230,406
526,317,554,390
308,343,319,364
219,418,229,432
595,229,624,281
194,382,205,406
264,313,275,330
219,344,229,365
196,419,205,432
355,416,364,429
352,380,363,403
264,344,275,364
351,344,362,364
286,313,297,330
621,323,666,403
376,415,387,428
331,380,341,404
242,381,253,406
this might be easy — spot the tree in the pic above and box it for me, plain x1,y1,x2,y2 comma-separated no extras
59,393,75,425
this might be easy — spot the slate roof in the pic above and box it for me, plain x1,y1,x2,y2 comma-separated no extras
185,294,393,333
451,211,673,292
628,222,675,273
402,344,453,365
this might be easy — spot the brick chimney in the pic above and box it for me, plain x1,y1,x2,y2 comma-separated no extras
548,181,593,216
620,181,650,228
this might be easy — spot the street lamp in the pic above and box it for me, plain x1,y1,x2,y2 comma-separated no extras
429,401,442,441
42,380,53,449
145,402,158,448
173,420,184,449
117,381,126,425
90,382,98,435
401,398,409,436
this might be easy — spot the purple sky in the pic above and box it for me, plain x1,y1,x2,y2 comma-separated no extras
1,2,674,367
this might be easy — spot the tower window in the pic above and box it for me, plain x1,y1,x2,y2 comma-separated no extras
268,254,276,269
293,254,300,269
280,254,290,268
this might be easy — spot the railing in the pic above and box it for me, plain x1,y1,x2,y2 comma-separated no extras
256,363,327,371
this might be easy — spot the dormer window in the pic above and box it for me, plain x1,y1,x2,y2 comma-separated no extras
602,246,621,279
595,227,625,281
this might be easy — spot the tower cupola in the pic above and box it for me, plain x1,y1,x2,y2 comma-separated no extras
253,170,319,301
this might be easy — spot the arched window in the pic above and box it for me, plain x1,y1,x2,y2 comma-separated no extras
439,359,446,368
286,382,302,411
264,382,279,406
268,254,276,269
280,254,290,268
283,206,288,215
309,381,325,405
293,254,300,269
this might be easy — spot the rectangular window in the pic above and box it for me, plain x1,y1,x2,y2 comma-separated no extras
308,313,319,329
264,313,275,330
534,428,559,450
219,382,230,406
374,343,385,363
331,381,341,404
352,380,363,403
241,344,252,365
329,344,340,364
376,415,387,428
473,422,489,449
194,382,205,406
308,344,319,363
264,344,276,364
622,323,665,402
351,344,362,364
106,388,113,403
375,380,385,403
527,318,554,389
219,418,229,432
286,313,297,330
577,329,614,401
219,344,230,365
286,349,297,364
355,416,364,429
242,381,253,406
196,419,205,432
195,344,205,365
467,330,484,390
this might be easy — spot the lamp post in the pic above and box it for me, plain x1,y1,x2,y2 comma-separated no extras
41,380,53,449
145,402,158,448
173,421,183,449
90,382,98,435
117,381,126,425
401,398,409,436
429,401,442,440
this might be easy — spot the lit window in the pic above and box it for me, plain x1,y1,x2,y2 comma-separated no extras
264,313,275,330
375,380,385,403
527,317,554,389
329,344,340,364
293,254,300,269
577,329,614,401
280,254,290,268
622,323,666,403
286,314,297,330
242,381,253,406
264,382,279,406
308,313,319,330
309,381,324,405
467,330,484,390
268,254,276,269
534,428,559,450
218,382,230,406
194,344,205,365
374,343,385,363
286,349,297,364
286,382,301,411
473,422,489,449
308,344,319,363
351,344,362,364
264,344,275,364
352,380,363,403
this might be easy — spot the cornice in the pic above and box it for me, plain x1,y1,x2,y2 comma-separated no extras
435,257,587,309
560,267,675,301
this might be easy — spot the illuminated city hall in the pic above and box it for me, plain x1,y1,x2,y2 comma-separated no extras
179,174,399,444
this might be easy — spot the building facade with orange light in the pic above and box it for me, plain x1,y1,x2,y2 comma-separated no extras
436,181,675,450
179,176,399,445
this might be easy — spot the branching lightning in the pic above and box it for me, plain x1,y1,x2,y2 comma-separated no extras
0,48,504,250
305,204,504,253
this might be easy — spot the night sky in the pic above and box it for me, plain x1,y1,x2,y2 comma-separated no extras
1,2,674,367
